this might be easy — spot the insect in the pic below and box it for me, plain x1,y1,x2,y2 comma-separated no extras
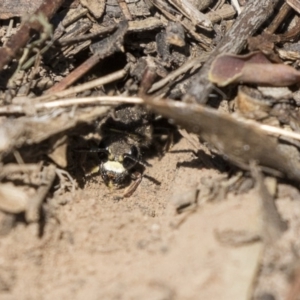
80,104,155,197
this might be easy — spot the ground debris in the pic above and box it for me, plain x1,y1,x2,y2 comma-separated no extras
1,0,300,299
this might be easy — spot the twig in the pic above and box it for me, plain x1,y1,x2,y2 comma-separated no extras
287,0,300,14
0,0,64,72
148,55,209,93
0,164,40,179
250,163,287,245
168,0,212,29
45,21,128,93
35,96,143,109
257,123,300,141
231,0,241,14
25,164,56,222
264,2,291,34
149,0,212,50
0,96,143,114
185,0,281,104
118,0,132,20
56,25,116,46
0,106,111,158
4,95,300,145
35,68,128,102
278,15,300,42
206,4,236,23
55,168,76,194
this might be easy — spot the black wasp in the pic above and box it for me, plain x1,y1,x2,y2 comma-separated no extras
80,104,156,197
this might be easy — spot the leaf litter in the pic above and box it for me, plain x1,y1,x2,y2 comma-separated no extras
1,0,300,299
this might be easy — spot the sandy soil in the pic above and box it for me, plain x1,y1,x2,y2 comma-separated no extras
0,137,299,300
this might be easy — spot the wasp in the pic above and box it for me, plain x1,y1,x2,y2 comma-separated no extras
78,104,156,197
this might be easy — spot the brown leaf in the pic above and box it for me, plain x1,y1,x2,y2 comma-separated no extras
209,52,300,86
145,97,300,183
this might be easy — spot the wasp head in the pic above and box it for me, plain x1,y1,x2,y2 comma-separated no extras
98,136,141,188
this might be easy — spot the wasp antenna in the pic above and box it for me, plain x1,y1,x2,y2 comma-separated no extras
123,154,150,168
74,147,91,152
141,159,152,167
74,147,108,154
136,158,151,168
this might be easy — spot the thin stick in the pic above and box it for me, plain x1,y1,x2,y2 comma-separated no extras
0,0,64,71
46,55,103,93
258,124,300,141
35,68,128,102
56,25,116,46
0,96,143,114
35,96,143,109
118,0,132,20
264,2,291,34
45,21,128,93
148,55,209,93
25,164,56,223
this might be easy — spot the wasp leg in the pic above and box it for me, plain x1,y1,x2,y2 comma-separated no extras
123,171,143,197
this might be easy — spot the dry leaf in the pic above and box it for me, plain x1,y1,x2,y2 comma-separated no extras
145,98,300,183
209,52,300,86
